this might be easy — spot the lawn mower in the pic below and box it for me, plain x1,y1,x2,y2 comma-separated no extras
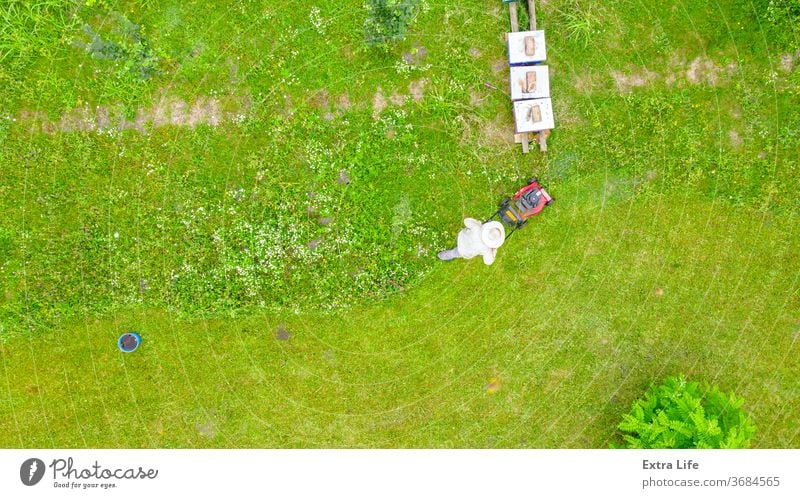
486,177,553,238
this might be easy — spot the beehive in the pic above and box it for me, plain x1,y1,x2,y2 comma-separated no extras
513,98,555,133
509,65,550,101
507,30,546,65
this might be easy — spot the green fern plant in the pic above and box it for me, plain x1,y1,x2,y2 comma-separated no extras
616,375,756,448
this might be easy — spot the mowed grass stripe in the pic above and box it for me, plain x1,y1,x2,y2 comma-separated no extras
1,188,797,447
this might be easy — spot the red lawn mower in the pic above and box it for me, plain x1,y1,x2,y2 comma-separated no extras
486,177,553,238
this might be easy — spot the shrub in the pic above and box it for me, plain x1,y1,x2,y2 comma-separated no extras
79,12,161,80
364,0,419,47
617,375,756,448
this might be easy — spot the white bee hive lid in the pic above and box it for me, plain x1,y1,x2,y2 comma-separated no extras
509,65,550,101
507,30,547,65
513,98,555,133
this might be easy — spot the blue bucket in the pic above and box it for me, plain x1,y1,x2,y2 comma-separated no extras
118,332,142,353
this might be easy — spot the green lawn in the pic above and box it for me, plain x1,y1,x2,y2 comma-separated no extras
1,0,799,447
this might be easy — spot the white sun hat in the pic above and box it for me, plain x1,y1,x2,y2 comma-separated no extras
480,221,506,249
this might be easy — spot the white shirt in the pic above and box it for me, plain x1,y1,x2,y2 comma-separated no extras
457,218,498,265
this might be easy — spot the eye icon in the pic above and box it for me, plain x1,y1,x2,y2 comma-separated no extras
20,458,45,486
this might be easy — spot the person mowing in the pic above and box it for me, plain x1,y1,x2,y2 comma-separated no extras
437,218,506,265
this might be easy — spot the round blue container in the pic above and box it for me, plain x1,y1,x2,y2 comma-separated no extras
118,332,142,353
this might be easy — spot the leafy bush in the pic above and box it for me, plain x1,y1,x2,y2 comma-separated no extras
617,375,756,448
364,0,419,47
78,12,160,80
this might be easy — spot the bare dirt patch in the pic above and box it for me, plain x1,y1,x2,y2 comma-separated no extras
728,129,743,148
603,56,739,93
574,73,597,94
389,92,405,106
309,89,335,121
402,44,428,65
58,107,95,132
462,113,516,147
686,56,729,85
612,68,658,92
96,106,112,130
491,58,506,74
779,51,800,73
196,419,217,438
275,325,291,341
168,98,189,125
371,80,427,118
372,88,387,118
336,93,351,111
190,97,222,127
409,79,427,102
17,93,241,134
310,88,331,109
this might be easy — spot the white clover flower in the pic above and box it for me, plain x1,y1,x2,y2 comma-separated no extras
309,6,331,35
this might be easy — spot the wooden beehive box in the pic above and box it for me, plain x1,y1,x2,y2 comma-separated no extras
513,98,555,133
507,30,546,65
509,65,550,101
